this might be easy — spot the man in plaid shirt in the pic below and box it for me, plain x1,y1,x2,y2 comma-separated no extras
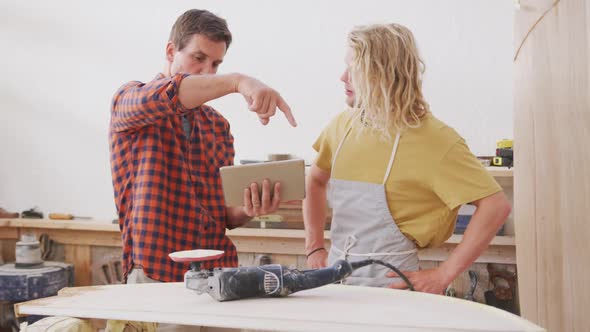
109,9,297,284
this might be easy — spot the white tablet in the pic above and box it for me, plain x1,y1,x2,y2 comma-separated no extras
219,159,306,207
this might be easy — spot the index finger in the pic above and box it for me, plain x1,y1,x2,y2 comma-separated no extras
277,96,297,127
271,182,281,211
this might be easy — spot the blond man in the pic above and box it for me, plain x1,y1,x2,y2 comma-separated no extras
304,24,511,294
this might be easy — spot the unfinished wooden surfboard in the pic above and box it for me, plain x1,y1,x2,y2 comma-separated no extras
15,283,544,331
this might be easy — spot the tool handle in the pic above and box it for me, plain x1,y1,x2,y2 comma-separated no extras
49,213,74,220
282,260,353,294
214,260,353,301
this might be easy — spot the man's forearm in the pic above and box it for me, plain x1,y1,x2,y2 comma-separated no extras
225,206,250,229
303,179,328,252
178,73,242,109
439,192,511,283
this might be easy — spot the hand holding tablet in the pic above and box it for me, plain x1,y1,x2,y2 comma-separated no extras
220,159,306,208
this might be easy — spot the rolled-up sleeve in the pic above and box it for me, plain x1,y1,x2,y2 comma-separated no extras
110,73,196,132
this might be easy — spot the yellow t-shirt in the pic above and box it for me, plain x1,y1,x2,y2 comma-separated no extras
313,110,501,248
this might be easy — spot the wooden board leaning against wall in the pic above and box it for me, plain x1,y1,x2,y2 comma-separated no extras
0,168,516,309
514,0,590,330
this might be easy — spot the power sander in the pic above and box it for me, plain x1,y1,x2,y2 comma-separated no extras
169,249,413,301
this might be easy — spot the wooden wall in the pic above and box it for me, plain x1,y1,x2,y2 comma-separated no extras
514,0,590,330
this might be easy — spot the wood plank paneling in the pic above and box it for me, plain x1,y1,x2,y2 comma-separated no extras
0,239,17,262
514,0,590,330
65,245,91,286
0,227,18,240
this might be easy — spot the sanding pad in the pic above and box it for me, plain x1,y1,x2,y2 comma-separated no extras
169,249,224,263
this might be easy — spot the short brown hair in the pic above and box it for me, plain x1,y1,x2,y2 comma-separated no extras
169,9,232,51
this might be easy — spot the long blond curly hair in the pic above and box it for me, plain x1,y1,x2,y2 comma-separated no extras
348,23,430,137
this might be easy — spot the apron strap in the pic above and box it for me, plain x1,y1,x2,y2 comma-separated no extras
330,112,361,175
382,133,401,185
330,112,402,185
333,235,417,259
341,235,358,260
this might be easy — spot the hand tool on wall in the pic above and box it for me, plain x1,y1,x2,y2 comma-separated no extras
48,213,92,220
170,249,413,302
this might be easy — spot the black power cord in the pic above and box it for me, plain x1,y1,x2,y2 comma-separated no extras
350,259,415,291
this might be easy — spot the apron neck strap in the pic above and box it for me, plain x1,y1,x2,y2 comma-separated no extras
330,112,361,175
382,133,401,185
331,112,402,184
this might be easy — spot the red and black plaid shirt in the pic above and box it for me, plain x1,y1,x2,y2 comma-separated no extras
109,73,238,282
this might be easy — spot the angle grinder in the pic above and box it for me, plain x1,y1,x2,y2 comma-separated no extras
169,249,413,301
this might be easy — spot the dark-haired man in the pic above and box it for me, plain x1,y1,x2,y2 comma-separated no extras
110,9,297,284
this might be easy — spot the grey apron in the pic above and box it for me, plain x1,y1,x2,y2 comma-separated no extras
327,117,419,287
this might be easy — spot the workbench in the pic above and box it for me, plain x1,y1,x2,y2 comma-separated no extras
14,282,543,332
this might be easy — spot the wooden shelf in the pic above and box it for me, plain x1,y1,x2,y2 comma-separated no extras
306,166,513,178
1,219,515,248
228,228,315,239
229,228,515,246
446,234,514,246
1,219,515,273
0,218,118,232
227,228,515,264
485,167,513,178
